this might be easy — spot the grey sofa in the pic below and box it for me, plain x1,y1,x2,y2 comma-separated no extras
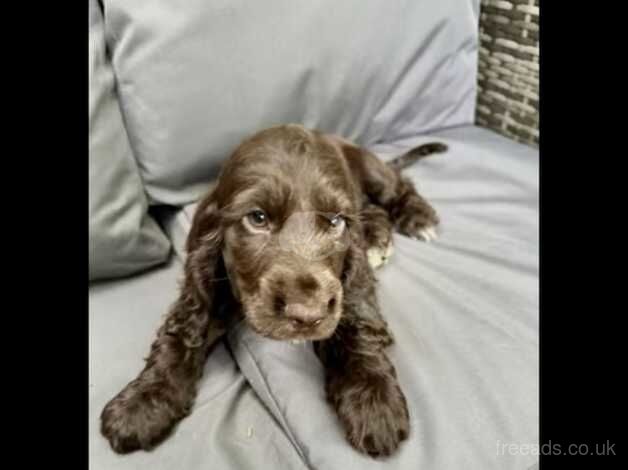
89,1,538,469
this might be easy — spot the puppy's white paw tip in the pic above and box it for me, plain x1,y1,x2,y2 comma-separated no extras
367,242,394,269
417,226,439,242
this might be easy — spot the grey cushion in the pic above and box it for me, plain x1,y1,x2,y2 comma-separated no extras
226,126,539,470
103,0,480,205
89,257,307,470
89,0,170,280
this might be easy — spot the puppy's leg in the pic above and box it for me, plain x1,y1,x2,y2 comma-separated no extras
388,177,440,242
361,203,394,269
100,291,226,454
315,248,409,458
315,302,408,457
340,141,440,241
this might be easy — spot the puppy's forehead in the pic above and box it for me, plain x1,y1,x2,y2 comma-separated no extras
222,126,354,213
235,125,338,168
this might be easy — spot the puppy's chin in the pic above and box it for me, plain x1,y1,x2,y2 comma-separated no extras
244,311,340,342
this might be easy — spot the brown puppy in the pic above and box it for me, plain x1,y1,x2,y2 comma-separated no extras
100,124,445,458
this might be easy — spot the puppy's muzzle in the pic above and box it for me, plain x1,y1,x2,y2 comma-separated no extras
266,265,343,331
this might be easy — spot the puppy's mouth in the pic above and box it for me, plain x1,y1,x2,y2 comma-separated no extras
243,308,340,342
285,316,338,342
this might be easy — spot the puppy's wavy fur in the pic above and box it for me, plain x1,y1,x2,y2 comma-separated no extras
101,125,444,458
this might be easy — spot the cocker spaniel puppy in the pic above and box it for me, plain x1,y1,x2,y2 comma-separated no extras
101,124,446,458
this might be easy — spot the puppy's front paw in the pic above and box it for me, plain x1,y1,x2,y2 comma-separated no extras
100,379,189,454
330,372,410,458
396,209,440,243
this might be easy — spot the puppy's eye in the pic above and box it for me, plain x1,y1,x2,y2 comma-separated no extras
246,209,269,228
329,214,346,230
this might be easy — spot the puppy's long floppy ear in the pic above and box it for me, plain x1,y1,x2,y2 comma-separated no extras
186,186,221,254
186,191,224,297
163,190,224,348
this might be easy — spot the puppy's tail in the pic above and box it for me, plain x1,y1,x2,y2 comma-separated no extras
386,142,448,171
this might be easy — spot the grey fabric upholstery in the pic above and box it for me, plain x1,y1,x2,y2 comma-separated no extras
89,0,170,280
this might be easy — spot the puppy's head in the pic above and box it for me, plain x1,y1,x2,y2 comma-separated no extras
187,125,365,341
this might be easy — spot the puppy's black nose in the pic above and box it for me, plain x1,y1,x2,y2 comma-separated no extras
284,303,325,326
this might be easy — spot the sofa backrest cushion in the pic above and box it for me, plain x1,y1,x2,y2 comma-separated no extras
90,0,171,280
102,0,480,205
